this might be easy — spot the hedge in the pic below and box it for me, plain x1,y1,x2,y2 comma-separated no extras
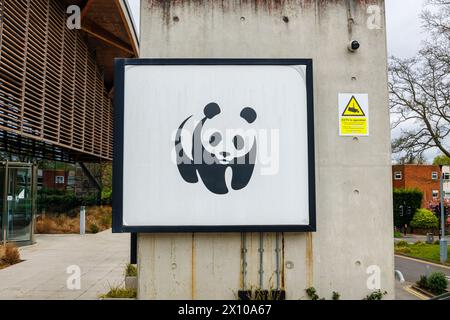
37,188,99,214
393,188,423,228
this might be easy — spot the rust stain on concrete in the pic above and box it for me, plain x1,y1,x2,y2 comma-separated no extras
306,232,313,288
191,233,196,299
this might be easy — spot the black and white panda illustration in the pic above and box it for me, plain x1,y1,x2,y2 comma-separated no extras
175,103,257,195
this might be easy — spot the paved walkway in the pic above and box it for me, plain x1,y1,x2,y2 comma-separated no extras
0,231,130,300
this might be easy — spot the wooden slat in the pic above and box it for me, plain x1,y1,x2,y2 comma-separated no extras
0,0,113,161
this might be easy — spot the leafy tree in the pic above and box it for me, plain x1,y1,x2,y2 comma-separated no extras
390,0,450,162
432,154,450,166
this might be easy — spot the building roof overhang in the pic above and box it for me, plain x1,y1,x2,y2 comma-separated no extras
62,0,139,90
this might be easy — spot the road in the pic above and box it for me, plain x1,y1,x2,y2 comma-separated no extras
395,255,450,283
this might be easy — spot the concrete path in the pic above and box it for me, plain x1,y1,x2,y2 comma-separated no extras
0,231,130,300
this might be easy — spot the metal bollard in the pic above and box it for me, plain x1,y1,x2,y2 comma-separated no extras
80,206,86,235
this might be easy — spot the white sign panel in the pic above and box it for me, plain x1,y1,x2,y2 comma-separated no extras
113,59,316,232
339,93,369,136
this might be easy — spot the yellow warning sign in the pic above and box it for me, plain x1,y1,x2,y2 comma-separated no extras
339,94,369,136
342,96,365,117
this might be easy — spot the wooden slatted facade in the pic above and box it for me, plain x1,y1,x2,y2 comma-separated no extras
0,0,133,162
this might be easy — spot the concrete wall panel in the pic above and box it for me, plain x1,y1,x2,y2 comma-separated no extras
137,0,394,300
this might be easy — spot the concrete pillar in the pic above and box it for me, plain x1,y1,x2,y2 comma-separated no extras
137,0,394,300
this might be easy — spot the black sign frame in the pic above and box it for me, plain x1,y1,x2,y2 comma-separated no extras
113,58,316,233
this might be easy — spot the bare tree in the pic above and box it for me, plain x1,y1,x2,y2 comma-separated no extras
390,0,450,162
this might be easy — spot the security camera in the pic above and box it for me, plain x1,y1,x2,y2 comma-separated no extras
348,40,360,52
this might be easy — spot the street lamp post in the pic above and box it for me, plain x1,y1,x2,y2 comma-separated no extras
439,165,448,263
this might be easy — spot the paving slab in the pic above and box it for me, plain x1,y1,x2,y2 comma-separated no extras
0,230,130,300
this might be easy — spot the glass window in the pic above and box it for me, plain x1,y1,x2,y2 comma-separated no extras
55,176,65,184
394,172,402,180
432,190,439,199
432,172,438,180
444,173,450,180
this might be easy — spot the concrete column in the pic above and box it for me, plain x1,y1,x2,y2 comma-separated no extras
138,0,394,300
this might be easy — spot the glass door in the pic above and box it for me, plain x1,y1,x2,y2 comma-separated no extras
1,163,35,244
6,166,33,242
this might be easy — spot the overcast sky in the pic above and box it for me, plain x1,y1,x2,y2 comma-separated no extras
127,0,427,58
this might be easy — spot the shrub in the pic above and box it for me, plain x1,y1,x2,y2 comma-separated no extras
410,209,439,229
414,241,426,246
396,240,409,247
0,244,21,266
395,247,411,254
427,272,448,295
79,194,99,206
394,231,403,238
393,188,423,227
100,214,112,228
416,275,429,290
434,240,441,245
101,189,112,205
89,223,99,234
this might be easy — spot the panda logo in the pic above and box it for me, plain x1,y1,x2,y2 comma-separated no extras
175,102,258,195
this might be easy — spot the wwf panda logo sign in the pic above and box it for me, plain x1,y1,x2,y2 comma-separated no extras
175,103,258,195
113,59,316,233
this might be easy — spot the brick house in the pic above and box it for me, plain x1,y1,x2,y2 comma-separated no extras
392,165,442,207
39,170,75,191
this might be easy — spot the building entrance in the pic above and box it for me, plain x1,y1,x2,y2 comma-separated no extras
0,162,36,246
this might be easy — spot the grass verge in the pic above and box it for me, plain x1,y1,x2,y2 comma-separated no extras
395,241,450,265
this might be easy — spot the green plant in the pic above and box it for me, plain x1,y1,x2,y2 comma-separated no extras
364,290,387,300
89,223,99,234
332,291,340,300
414,241,426,246
416,275,429,290
394,231,403,238
305,287,324,300
100,286,136,299
427,272,448,295
393,188,423,227
79,194,99,206
433,155,450,166
411,209,439,229
434,240,441,245
395,247,412,254
396,240,409,247
125,264,137,277
101,189,112,205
